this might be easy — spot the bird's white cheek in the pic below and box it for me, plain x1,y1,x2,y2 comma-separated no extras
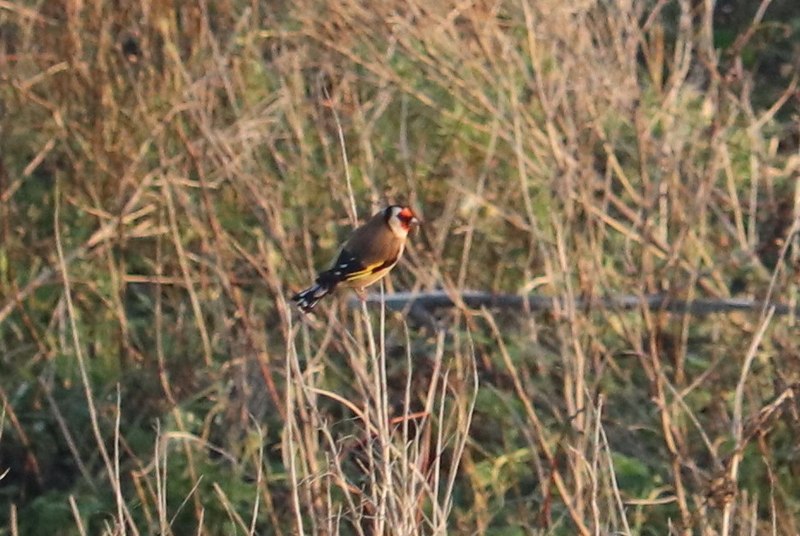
388,218,409,238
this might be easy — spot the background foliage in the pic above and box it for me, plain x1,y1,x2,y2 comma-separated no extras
1,0,799,534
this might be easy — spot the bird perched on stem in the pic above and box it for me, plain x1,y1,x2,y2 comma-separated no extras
292,205,420,312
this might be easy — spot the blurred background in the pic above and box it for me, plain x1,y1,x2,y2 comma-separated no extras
1,0,799,534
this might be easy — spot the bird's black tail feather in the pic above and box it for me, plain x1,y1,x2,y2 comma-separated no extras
291,278,337,312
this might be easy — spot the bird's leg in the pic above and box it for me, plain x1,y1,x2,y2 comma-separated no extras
353,287,367,301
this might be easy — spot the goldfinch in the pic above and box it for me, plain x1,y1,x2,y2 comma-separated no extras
292,205,420,312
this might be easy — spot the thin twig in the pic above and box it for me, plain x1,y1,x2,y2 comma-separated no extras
322,83,358,225
54,178,139,536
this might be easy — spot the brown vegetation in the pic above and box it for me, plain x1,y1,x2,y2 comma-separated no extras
1,0,799,534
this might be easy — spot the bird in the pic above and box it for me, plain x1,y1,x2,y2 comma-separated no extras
292,205,420,312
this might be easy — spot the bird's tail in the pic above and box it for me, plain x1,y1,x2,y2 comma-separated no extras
291,280,335,312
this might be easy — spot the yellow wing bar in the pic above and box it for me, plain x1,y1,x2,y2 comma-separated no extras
343,258,395,282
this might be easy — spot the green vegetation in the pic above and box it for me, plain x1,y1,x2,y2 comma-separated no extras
1,0,799,534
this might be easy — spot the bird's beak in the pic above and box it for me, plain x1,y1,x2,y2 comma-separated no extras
410,216,421,226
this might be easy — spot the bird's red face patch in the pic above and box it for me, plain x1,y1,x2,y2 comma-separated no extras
397,207,420,230
386,205,420,237
399,207,415,221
